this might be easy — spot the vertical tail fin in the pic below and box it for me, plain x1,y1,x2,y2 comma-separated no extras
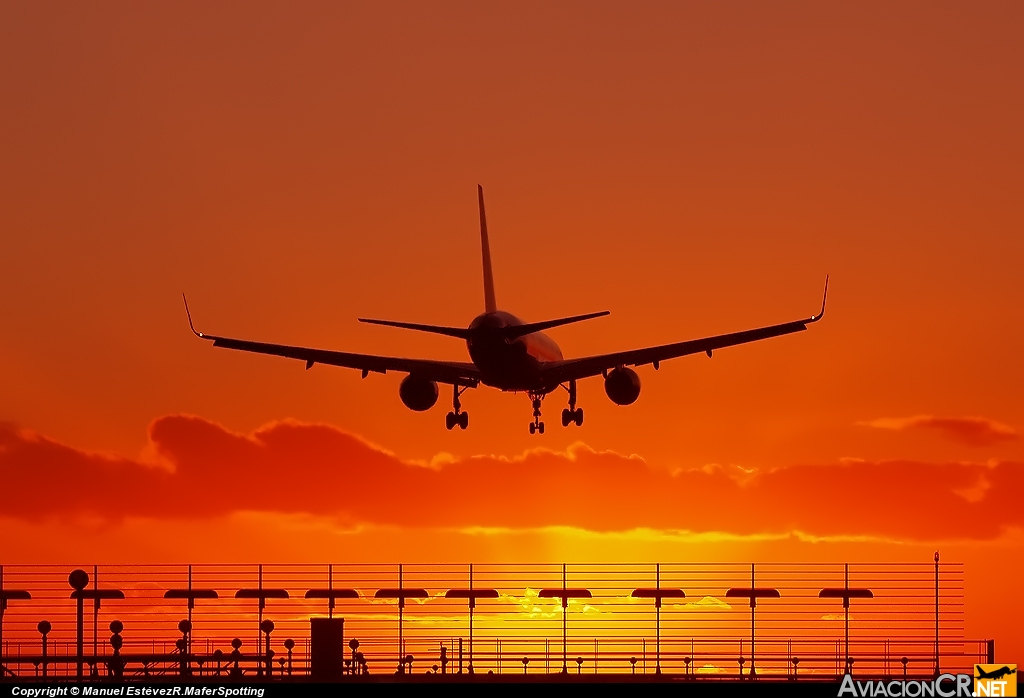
478,184,497,313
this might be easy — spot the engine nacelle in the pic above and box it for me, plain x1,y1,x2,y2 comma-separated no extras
399,375,439,411
604,367,641,405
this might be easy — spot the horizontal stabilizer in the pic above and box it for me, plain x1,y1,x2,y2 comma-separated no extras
503,311,610,339
358,318,472,339
360,310,609,341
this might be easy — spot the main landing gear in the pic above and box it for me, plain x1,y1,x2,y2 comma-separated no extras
528,392,545,435
445,385,469,430
560,380,584,428
529,382,584,434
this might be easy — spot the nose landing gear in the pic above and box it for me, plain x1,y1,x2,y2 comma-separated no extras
446,385,469,430
528,393,545,434
560,380,584,427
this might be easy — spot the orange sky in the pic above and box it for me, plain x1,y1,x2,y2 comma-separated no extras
1,1,1021,662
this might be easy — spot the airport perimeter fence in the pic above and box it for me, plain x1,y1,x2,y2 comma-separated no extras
0,561,987,681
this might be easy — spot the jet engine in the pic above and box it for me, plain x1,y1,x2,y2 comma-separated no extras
604,367,641,405
399,375,439,411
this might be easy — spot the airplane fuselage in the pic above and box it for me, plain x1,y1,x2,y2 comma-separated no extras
467,311,563,392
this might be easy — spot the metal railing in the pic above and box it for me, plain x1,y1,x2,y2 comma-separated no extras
0,561,983,681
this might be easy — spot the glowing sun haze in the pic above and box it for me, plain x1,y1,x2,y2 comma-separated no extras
1,1,1021,659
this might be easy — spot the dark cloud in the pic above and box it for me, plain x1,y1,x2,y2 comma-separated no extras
859,415,1018,447
1,416,1021,540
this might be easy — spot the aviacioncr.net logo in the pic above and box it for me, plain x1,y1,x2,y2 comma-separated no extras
974,665,1017,697
838,673,973,697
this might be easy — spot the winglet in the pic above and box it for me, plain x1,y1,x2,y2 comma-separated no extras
808,275,828,323
182,294,205,338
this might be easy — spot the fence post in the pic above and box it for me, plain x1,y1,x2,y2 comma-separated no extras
934,551,940,677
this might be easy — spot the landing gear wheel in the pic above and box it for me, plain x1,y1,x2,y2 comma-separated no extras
528,392,546,435
446,385,469,431
561,380,584,428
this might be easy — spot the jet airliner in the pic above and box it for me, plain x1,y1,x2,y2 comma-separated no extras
184,186,827,433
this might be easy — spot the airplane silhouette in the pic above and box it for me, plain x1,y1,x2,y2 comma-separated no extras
184,185,828,433
977,666,1016,680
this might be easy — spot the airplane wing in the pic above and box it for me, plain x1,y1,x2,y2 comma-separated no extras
183,296,480,387
540,277,828,386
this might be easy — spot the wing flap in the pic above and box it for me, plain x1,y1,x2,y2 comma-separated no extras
209,336,479,385
184,296,479,386
541,277,828,384
541,320,810,384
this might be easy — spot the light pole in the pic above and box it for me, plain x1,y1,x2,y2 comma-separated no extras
68,569,124,682
37,621,51,679
235,565,289,676
164,565,218,666
260,620,274,678
283,638,294,676
539,564,592,674
305,586,360,618
631,563,685,674
819,564,873,674
305,564,359,619
725,564,780,680
108,620,125,681
177,620,192,676
444,564,498,674
374,565,428,674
